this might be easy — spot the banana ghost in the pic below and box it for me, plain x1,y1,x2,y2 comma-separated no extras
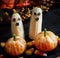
29,7,42,39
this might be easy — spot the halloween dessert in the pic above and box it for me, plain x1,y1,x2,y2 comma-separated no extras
5,34,26,56
27,29,58,56
29,7,42,39
11,10,24,38
34,29,58,51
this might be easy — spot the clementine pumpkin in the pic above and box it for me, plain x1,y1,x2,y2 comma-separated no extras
5,34,26,56
34,29,58,51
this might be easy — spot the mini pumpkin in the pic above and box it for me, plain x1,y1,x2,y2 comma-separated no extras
5,34,26,56
34,29,58,51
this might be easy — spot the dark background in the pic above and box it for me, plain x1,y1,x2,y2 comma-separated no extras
0,0,60,58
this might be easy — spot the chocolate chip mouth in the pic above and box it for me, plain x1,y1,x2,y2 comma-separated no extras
35,18,39,21
16,23,19,26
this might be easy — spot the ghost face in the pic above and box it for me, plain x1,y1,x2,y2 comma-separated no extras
12,17,20,26
11,13,24,38
11,13,22,27
32,7,42,21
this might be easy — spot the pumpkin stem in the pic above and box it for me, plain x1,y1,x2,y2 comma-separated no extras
13,34,16,41
44,28,47,37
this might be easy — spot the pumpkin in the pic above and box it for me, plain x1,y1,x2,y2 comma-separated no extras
5,35,26,56
34,29,58,51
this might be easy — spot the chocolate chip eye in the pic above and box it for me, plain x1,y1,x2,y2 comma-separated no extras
13,18,16,22
38,13,41,16
18,18,20,20
34,12,36,15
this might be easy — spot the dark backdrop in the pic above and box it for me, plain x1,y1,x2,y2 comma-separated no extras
0,1,60,58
